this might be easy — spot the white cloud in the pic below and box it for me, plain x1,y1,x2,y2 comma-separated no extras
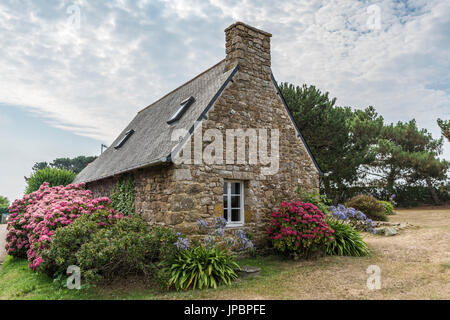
0,0,448,160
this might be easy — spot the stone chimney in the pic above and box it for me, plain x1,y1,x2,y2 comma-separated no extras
224,22,272,79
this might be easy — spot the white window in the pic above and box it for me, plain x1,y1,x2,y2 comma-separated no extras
223,181,244,226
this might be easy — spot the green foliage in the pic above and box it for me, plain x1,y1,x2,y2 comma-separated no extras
111,177,135,215
25,167,76,194
0,195,9,207
280,82,448,207
437,118,449,142
75,215,156,282
346,194,387,221
280,83,383,202
373,120,448,204
325,218,370,256
168,246,240,291
379,200,394,215
39,210,113,276
31,156,97,175
43,210,180,283
296,187,331,214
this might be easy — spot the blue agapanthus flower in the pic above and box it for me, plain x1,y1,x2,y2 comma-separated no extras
197,219,209,230
329,204,374,232
174,235,190,250
234,230,254,250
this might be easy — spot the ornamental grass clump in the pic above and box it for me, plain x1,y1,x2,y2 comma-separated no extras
325,218,370,256
267,201,334,259
168,246,240,291
5,182,121,270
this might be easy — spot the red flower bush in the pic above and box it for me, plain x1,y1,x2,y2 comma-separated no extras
267,201,334,259
5,182,122,270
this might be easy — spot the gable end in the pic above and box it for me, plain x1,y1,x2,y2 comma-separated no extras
270,73,324,176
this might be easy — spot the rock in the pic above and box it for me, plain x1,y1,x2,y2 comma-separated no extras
384,227,398,236
170,195,195,212
174,168,192,181
375,227,398,236
235,266,261,278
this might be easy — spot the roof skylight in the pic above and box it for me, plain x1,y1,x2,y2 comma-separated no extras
167,96,195,124
114,129,135,149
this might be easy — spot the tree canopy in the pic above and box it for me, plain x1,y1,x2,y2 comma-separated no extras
280,82,449,204
0,195,9,207
437,118,450,142
31,156,97,175
280,83,383,201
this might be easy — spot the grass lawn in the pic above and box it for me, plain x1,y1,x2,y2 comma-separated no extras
1,206,449,300
0,254,296,300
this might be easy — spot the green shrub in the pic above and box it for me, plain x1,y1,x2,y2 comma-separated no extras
379,200,394,215
39,210,118,276
111,177,135,215
325,218,370,256
42,209,180,283
0,195,9,207
168,246,240,291
346,194,387,221
75,215,157,282
297,187,331,214
26,167,76,194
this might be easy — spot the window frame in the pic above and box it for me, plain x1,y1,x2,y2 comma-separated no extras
167,96,195,124
223,180,244,227
114,129,135,149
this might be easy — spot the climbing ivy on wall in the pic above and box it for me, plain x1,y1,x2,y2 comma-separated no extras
111,176,135,215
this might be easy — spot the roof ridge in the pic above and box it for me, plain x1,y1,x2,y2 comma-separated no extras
138,59,226,114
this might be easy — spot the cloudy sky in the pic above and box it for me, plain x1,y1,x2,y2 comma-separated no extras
0,0,449,202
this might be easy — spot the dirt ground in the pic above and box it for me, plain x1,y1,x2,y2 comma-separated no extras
169,206,450,300
291,206,450,299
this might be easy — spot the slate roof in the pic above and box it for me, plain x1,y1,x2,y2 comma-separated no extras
74,60,239,183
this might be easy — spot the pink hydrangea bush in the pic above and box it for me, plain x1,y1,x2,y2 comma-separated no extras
5,182,122,270
267,201,334,259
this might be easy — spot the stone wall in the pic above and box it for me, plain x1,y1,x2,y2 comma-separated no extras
86,176,118,198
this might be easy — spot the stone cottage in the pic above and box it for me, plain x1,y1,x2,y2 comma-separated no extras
74,22,322,245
